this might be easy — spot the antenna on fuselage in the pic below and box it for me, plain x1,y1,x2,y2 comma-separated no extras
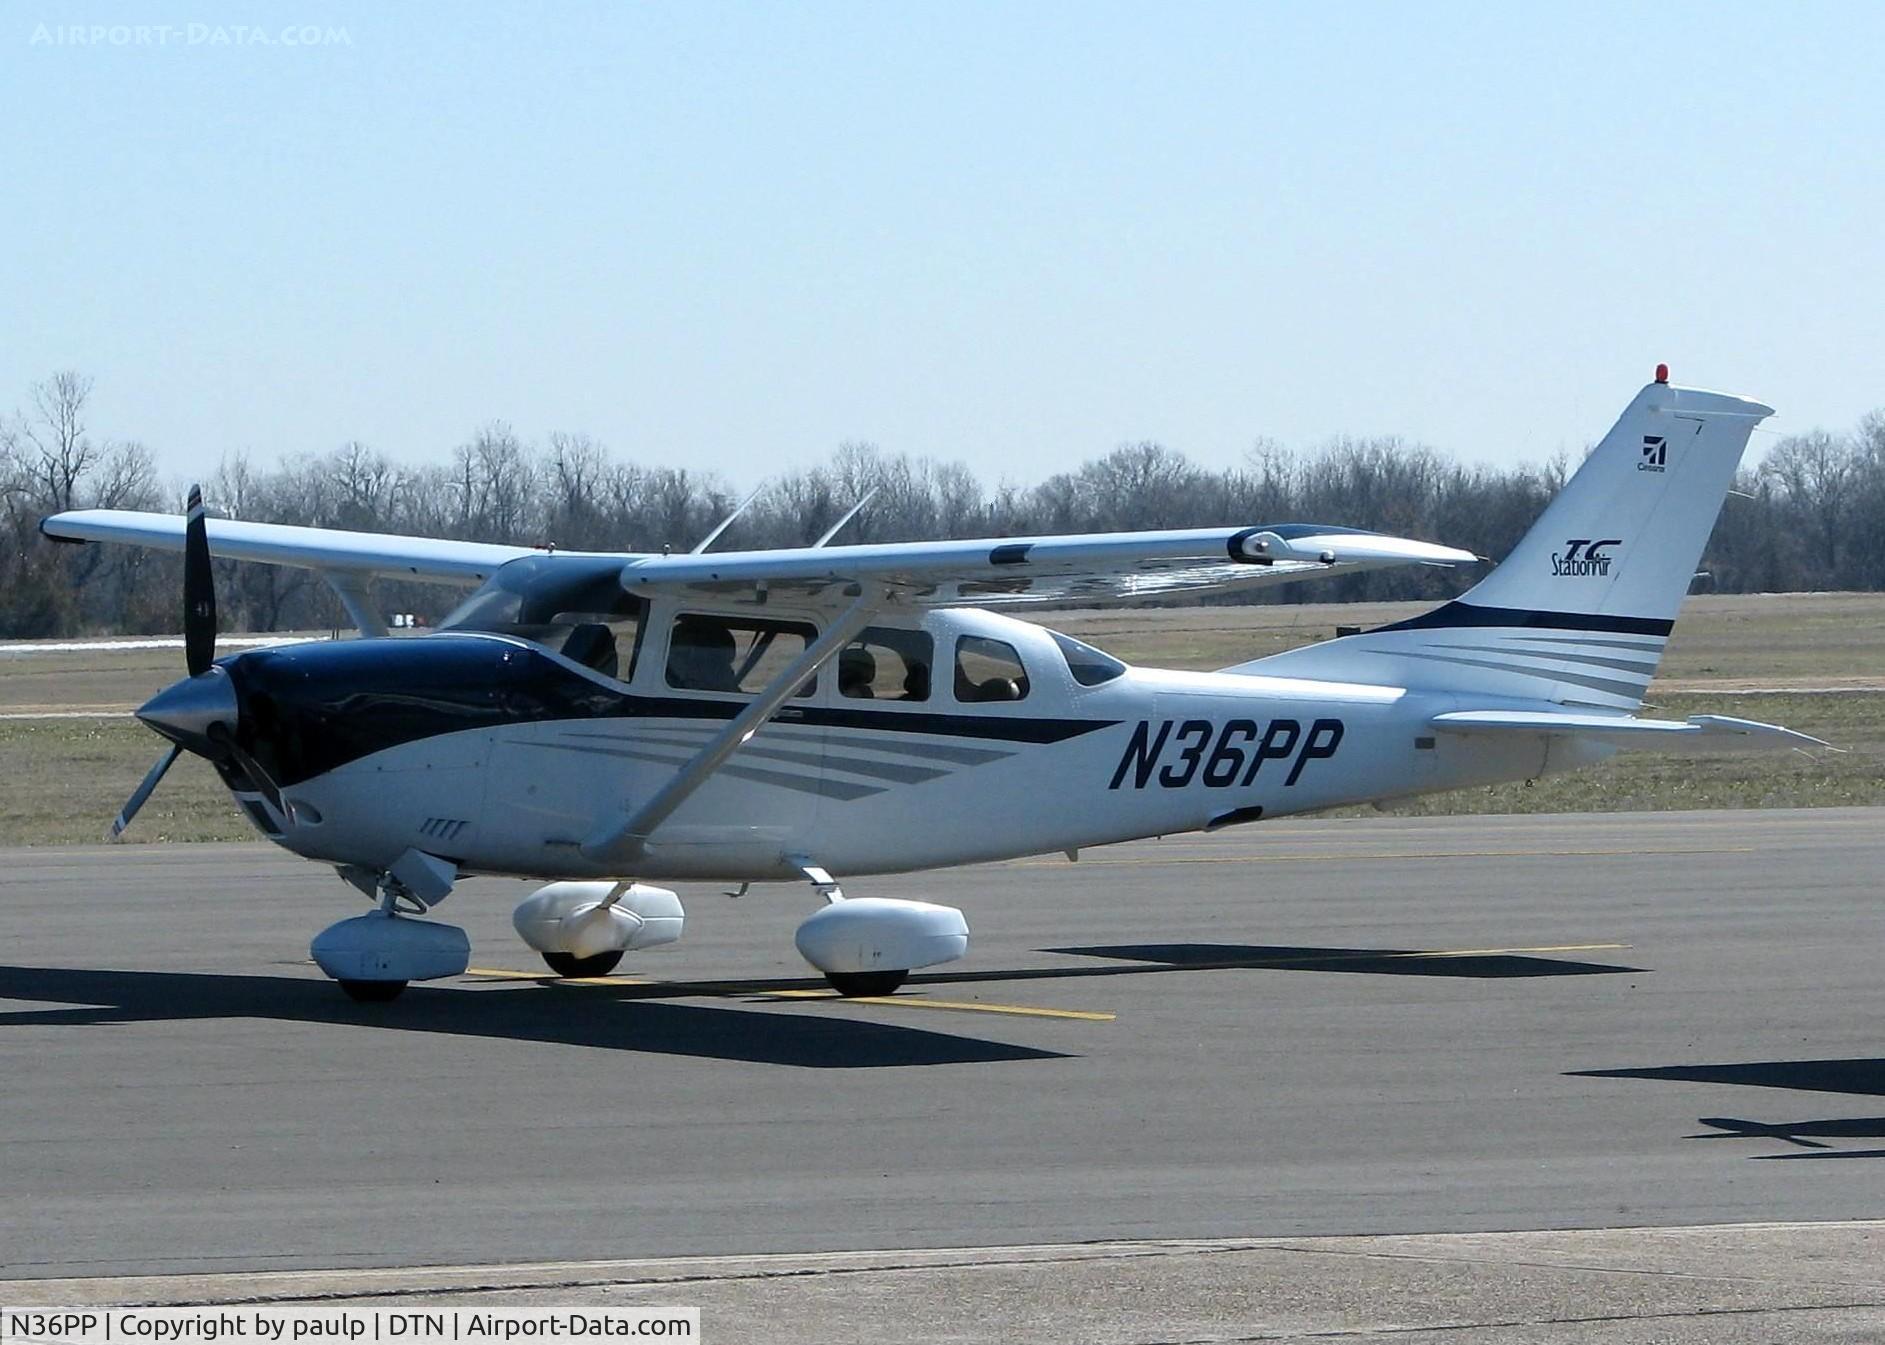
811,488,876,548
690,485,764,555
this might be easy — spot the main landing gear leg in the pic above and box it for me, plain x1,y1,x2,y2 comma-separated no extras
541,949,626,979
788,860,968,998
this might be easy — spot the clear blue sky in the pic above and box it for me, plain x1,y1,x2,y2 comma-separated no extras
3,1,1880,486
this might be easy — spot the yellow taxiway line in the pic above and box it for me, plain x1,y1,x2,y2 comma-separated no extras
465,968,650,984
755,989,1116,1020
1380,942,1628,960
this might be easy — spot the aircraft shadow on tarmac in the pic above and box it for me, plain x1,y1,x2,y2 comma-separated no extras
584,940,1641,997
0,938,1628,1062
0,964,1066,1069
1037,943,1644,979
1571,1059,1885,1161
0,940,1637,1069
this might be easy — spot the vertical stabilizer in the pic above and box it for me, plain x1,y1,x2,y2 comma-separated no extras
1233,373,1773,710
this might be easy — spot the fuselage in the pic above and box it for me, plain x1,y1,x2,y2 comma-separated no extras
206,602,1589,884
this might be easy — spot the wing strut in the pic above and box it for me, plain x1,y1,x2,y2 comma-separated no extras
320,570,390,638
580,585,881,864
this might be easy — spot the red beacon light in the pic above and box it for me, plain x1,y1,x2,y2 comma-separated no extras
1654,363,1669,384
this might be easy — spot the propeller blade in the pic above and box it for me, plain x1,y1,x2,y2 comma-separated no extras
183,484,217,677
109,743,184,841
209,724,288,825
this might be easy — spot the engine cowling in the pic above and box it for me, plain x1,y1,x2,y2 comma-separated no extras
512,881,684,959
794,897,969,976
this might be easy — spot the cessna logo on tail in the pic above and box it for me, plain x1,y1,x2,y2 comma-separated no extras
1639,435,1667,472
1552,538,1620,578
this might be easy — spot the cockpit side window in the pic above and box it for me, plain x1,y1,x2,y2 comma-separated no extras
545,612,640,681
953,635,1030,703
839,628,934,702
666,614,818,696
1048,630,1128,686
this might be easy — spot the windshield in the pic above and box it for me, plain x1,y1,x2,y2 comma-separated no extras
440,555,645,680
1048,629,1128,686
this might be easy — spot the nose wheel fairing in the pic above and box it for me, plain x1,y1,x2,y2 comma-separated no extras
311,910,472,1000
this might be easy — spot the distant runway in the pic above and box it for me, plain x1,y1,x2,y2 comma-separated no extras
4,808,1884,1285
0,635,315,656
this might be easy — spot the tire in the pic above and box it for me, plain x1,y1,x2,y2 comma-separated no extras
825,969,907,998
338,978,407,1003
542,949,626,978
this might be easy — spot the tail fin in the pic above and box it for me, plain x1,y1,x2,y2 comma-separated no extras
1235,373,1773,710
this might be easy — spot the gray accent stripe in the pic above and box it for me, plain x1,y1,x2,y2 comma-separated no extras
817,730,1012,765
1439,643,1660,677
757,749,949,785
577,723,1002,770
531,741,884,802
705,741,951,784
1379,650,1647,701
588,721,1015,766
566,728,955,784
1517,635,1668,652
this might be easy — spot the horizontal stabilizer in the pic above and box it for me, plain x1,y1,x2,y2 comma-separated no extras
1429,709,1830,753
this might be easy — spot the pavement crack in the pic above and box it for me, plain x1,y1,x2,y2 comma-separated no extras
1252,1240,1885,1295
69,1241,1273,1309
1139,1296,1885,1341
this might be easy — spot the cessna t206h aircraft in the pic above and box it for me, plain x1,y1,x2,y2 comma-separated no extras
43,370,1823,1001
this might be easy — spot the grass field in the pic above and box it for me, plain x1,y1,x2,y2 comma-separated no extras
1050,591,1885,689
3,593,1881,845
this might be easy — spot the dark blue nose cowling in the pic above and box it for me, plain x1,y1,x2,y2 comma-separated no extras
225,635,540,788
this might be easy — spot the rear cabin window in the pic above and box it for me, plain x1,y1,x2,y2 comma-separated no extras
954,635,1030,703
1048,630,1127,686
838,628,935,702
666,614,817,696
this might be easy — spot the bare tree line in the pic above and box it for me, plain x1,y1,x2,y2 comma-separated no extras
3,370,1881,637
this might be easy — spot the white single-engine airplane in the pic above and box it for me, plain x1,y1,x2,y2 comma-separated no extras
42,370,1823,1001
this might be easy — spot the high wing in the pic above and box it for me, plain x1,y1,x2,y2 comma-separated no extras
1430,709,1830,753
41,509,538,585
617,525,1478,607
43,508,1478,606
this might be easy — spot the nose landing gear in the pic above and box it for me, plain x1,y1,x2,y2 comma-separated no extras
337,975,411,1004
312,851,469,1002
